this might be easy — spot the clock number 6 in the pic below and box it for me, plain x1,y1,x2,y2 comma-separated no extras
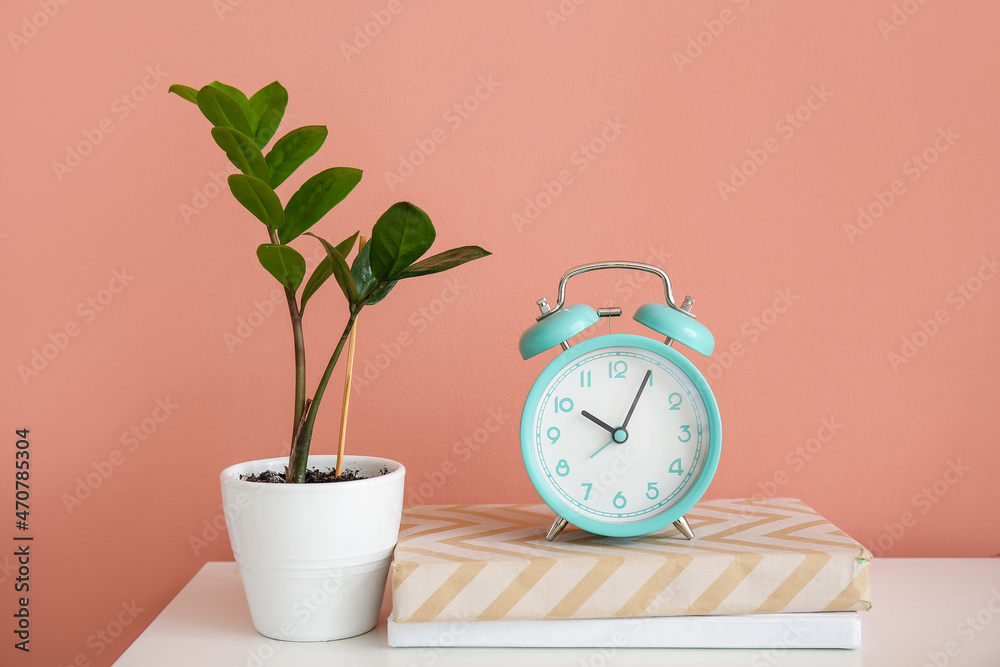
613,491,627,509
678,425,691,442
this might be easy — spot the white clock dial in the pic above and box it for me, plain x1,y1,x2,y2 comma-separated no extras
528,345,709,524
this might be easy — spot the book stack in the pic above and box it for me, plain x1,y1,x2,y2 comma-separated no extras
388,498,871,649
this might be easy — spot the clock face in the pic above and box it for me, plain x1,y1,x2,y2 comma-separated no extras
521,334,721,536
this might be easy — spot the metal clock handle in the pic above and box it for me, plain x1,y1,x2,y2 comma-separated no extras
540,261,696,320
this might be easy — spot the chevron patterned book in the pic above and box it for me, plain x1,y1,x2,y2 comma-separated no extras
391,498,872,625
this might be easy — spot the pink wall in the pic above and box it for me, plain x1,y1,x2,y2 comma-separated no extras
3,0,999,664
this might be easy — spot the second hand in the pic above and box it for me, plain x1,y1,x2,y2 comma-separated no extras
590,438,615,459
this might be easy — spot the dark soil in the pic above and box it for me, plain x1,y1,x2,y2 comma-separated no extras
240,466,389,484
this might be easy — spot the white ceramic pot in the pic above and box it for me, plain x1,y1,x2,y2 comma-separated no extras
220,455,405,641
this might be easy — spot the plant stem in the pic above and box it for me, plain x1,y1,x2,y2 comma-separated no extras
268,228,308,478
285,287,307,442
287,304,363,483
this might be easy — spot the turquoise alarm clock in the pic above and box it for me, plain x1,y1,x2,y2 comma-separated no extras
519,262,721,541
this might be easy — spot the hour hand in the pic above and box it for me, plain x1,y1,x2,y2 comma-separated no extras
581,410,615,434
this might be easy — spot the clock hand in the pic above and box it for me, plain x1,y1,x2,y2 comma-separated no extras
590,438,615,459
581,410,615,434
620,369,653,430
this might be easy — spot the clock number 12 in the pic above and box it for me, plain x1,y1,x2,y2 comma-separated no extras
608,361,628,379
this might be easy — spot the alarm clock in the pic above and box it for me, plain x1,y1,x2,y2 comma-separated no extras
518,262,721,541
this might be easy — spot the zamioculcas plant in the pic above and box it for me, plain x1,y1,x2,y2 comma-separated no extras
170,80,490,483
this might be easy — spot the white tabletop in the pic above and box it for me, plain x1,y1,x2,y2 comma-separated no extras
113,559,1000,666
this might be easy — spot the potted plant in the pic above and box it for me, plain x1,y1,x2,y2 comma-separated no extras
169,80,489,641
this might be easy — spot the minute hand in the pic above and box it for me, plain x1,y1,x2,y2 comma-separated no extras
620,369,653,430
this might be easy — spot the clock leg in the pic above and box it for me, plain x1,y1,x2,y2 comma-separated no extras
546,516,570,541
673,516,695,540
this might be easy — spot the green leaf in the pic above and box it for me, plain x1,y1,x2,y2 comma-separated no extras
368,280,397,305
256,244,306,293
306,233,358,303
227,175,284,231
168,84,199,104
197,86,252,136
249,81,288,149
207,81,252,125
350,242,397,305
335,230,360,257
279,167,362,244
369,202,436,281
351,241,375,299
300,256,331,314
211,127,269,181
264,126,328,188
393,246,491,280
300,231,359,313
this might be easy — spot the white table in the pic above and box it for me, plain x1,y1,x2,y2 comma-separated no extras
113,559,1000,666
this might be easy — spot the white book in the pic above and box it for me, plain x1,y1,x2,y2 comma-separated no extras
388,611,861,649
